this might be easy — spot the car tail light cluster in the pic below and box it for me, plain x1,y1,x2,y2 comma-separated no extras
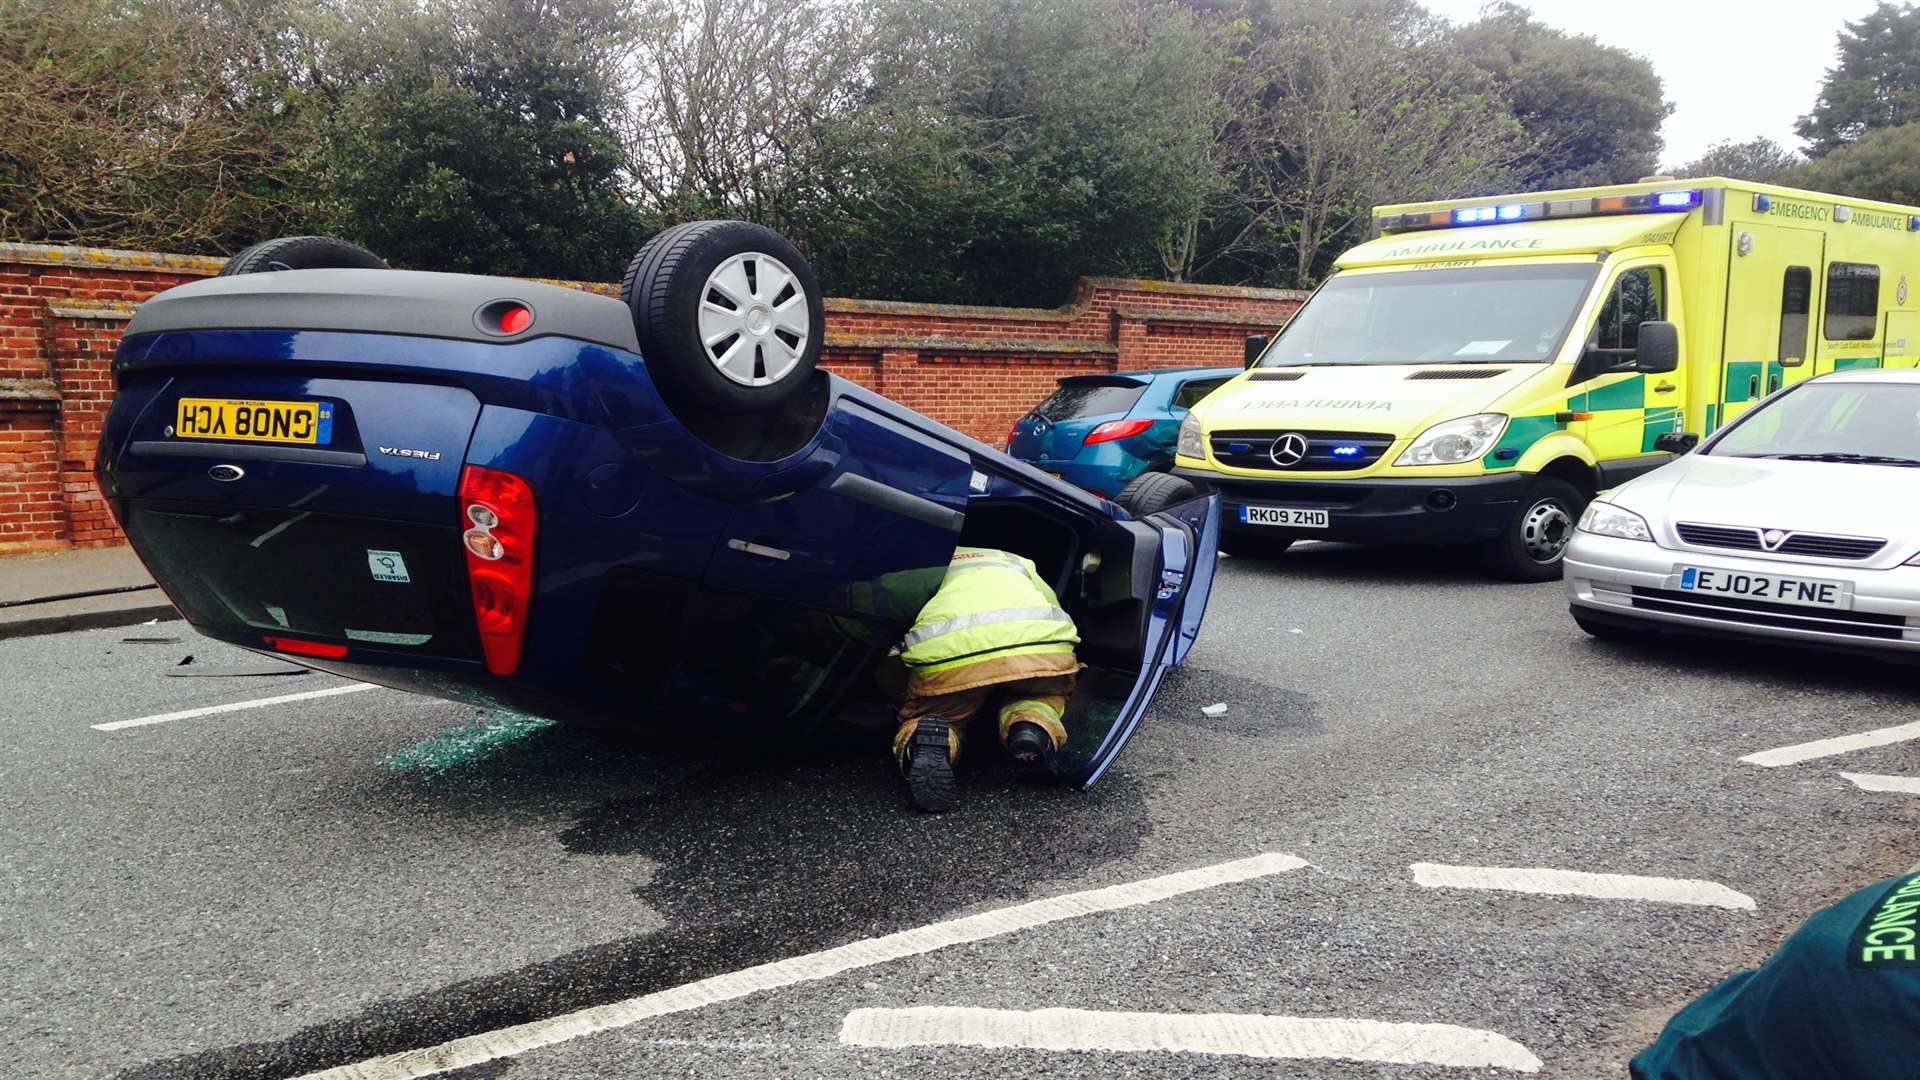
459,465,537,676
1084,418,1153,445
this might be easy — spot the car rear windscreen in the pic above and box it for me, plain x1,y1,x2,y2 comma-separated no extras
125,503,478,656
1034,379,1147,420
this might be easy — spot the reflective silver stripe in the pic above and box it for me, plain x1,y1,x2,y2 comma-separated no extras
945,553,1029,574
901,605,1073,649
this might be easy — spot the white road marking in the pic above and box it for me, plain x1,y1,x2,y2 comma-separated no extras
92,683,377,731
1740,720,1920,768
1411,863,1754,911
1842,772,1920,795
296,852,1310,1080
840,1006,1541,1072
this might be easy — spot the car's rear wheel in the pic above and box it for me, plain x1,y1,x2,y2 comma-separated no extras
1112,471,1200,517
1219,532,1294,558
1483,476,1586,582
620,220,824,414
218,236,389,275
1573,609,1661,644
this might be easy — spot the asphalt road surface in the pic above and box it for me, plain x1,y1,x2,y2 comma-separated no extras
6,542,1918,1079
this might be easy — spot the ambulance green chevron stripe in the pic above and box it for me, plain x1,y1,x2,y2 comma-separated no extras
1570,375,1645,412
1481,415,1561,470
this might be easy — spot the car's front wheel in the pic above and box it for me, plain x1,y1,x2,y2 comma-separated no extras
217,236,388,275
1112,471,1201,517
1483,476,1586,582
620,220,824,415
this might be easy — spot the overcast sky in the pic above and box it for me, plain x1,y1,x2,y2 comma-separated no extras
1420,0,1884,166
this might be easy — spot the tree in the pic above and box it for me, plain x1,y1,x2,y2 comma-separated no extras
1786,122,1920,204
0,0,314,250
1201,1,1527,286
786,0,1228,305
1797,2,1920,156
1668,138,1800,184
1452,2,1671,189
305,0,653,279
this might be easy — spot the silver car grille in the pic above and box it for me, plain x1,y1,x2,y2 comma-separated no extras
1675,522,1887,560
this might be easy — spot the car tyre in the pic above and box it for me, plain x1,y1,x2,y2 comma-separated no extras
620,220,824,414
1219,532,1295,558
1484,475,1586,582
1112,471,1200,517
1573,609,1661,644
217,236,389,275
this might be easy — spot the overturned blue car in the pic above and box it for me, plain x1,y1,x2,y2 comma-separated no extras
95,222,1222,786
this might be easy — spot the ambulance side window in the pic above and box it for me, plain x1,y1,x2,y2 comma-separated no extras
1593,268,1666,351
1823,262,1879,341
1778,267,1812,366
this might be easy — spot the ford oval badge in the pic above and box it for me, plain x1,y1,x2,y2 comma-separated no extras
208,464,245,483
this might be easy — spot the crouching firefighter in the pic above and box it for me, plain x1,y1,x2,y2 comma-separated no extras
893,546,1081,812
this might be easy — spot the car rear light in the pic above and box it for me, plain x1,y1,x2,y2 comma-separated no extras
1006,418,1022,449
458,465,537,676
262,635,349,659
1084,418,1154,445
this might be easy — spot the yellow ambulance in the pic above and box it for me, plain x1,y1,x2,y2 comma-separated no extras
1173,177,1920,580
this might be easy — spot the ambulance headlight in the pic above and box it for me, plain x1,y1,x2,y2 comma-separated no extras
1394,413,1507,465
1577,500,1654,542
1177,412,1206,459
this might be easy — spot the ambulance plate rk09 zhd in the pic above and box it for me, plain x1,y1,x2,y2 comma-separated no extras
1240,505,1329,528
1672,565,1853,610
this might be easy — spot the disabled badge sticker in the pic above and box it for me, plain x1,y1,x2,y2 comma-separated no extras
367,549,411,584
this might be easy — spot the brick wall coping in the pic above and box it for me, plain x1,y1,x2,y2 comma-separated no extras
825,276,1309,322
824,332,1119,356
0,241,227,276
1107,304,1292,327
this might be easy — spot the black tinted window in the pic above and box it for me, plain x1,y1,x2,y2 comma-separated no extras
1593,267,1665,350
1779,266,1812,366
1171,377,1229,410
1824,262,1880,341
1035,380,1146,419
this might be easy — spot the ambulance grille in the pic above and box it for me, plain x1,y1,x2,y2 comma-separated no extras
1676,522,1886,560
1406,369,1508,380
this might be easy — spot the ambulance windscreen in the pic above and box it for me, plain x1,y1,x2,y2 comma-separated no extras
1261,264,1599,367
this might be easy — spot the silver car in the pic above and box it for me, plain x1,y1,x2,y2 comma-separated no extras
1566,369,1920,657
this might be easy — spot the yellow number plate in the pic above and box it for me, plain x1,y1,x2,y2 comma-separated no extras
175,398,331,445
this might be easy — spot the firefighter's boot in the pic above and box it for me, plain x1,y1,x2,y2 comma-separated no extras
894,716,961,812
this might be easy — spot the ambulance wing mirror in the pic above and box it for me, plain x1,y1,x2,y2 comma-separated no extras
1653,431,1699,454
1243,334,1268,368
1635,321,1680,374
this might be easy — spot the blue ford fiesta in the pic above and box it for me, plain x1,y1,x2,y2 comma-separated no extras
1007,368,1238,499
95,224,1222,787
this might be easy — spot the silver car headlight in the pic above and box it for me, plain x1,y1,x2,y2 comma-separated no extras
1577,500,1654,542
1394,413,1507,466
1177,412,1205,459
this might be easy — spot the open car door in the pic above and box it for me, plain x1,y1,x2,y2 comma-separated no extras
1062,490,1221,788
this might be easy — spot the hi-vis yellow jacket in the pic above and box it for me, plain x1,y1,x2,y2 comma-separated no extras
900,547,1079,676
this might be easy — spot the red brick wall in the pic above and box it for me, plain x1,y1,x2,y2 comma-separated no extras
0,242,1302,552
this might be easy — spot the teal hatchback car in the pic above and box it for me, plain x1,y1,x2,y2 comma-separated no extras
1007,367,1238,498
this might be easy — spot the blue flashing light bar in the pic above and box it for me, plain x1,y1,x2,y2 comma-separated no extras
1331,445,1363,458
1909,216,1920,232
1377,188,1706,234
1754,194,1772,212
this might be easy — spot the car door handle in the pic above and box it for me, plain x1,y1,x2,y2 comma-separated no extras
1653,382,1677,393
1748,375,1760,396
727,539,791,561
